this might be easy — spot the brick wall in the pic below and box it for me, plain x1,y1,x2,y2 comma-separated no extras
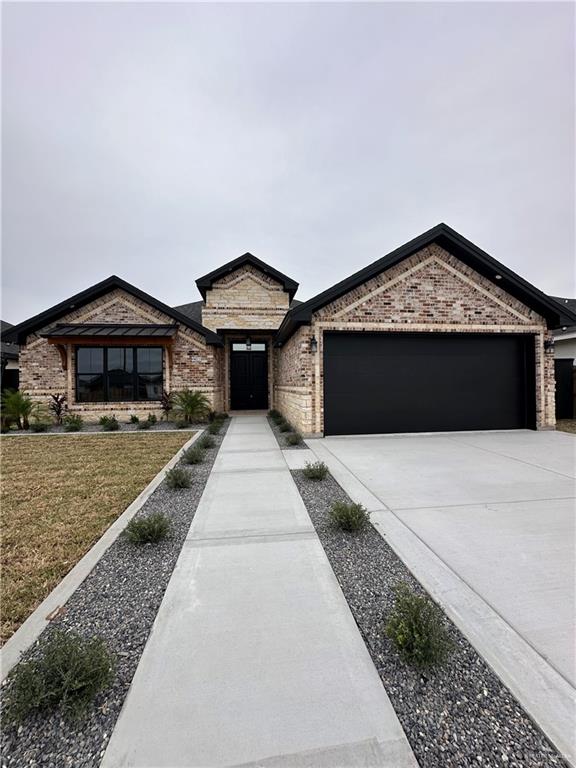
18,289,222,422
274,245,554,434
202,265,290,331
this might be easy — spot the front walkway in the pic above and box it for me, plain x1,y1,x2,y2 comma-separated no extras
102,414,416,767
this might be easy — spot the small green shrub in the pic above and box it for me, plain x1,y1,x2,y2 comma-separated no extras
99,415,119,432
174,420,188,429
215,412,229,420
329,501,370,532
137,419,151,430
165,466,192,489
268,409,282,420
285,432,303,446
183,446,204,464
198,434,215,449
30,420,49,433
124,512,171,545
129,415,140,424
4,631,114,724
147,413,157,425
278,420,291,433
208,421,222,435
63,414,83,432
385,583,452,668
303,461,328,480
172,389,210,424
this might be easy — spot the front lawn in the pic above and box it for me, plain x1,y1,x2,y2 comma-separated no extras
0,432,192,644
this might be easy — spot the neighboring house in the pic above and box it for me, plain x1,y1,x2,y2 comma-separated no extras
551,297,576,419
4,224,575,435
1,320,19,391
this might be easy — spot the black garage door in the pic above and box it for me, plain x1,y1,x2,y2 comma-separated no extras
323,332,535,435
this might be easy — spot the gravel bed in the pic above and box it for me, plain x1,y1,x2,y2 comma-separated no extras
267,415,308,449
4,420,202,435
292,470,565,768
1,421,229,768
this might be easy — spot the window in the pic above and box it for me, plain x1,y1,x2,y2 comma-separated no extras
76,347,163,402
231,342,267,352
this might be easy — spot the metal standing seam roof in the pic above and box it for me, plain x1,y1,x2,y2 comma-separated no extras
40,324,178,338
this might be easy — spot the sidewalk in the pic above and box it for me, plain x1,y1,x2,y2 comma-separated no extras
102,414,416,767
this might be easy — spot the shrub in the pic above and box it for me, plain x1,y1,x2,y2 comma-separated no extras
172,390,211,424
124,513,171,545
137,419,151,430
285,432,303,446
198,434,215,450
385,583,452,668
174,420,188,429
99,415,119,432
1,389,41,430
48,393,67,425
278,420,291,433
183,446,204,464
129,415,140,424
303,461,328,480
147,413,157,425
165,466,192,489
63,414,83,432
329,501,370,532
4,631,114,724
268,409,282,420
215,412,229,420
30,420,49,433
208,421,222,435
160,390,173,420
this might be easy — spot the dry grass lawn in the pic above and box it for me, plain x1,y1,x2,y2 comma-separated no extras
1,432,192,644
556,419,576,435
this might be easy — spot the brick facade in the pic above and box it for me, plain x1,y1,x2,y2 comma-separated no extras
19,289,222,421
15,242,557,431
273,245,554,435
202,265,290,332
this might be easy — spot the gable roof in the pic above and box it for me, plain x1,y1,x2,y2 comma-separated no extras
3,276,223,346
551,297,576,336
276,223,576,344
195,252,299,301
1,320,19,361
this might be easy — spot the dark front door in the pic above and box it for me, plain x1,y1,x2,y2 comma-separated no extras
230,350,268,410
323,332,536,436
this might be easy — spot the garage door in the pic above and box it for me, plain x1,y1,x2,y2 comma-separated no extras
323,332,535,435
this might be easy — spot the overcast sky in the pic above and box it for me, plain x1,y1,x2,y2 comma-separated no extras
2,1,574,324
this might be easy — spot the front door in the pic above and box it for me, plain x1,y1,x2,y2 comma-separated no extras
230,345,268,410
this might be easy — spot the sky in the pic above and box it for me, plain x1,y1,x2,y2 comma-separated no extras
2,1,574,324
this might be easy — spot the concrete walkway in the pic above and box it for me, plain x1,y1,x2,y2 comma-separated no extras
102,414,417,768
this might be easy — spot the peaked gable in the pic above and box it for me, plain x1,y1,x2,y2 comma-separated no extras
196,252,298,301
276,223,576,343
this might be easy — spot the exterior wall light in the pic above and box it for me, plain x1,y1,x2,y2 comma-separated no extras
245,337,251,351
544,338,555,352
310,336,318,353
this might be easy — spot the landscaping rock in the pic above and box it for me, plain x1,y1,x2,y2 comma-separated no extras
292,470,565,768
1,422,229,768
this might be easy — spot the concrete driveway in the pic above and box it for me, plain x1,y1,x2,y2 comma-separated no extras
310,430,576,687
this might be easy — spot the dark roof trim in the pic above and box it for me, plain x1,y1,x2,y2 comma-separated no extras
196,252,298,301
276,223,576,344
40,323,178,339
4,276,223,346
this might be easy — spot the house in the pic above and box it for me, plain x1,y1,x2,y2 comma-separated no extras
1,321,19,391
4,224,575,435
552,297,576,419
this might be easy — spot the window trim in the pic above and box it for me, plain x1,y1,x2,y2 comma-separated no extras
75,346,164,403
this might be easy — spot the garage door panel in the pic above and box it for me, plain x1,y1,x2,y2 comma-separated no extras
323,333,535,435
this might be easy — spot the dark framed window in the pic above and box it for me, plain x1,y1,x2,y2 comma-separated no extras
76,347,163,402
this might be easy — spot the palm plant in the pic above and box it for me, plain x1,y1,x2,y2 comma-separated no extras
171,390,211,424
1,389,40,430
